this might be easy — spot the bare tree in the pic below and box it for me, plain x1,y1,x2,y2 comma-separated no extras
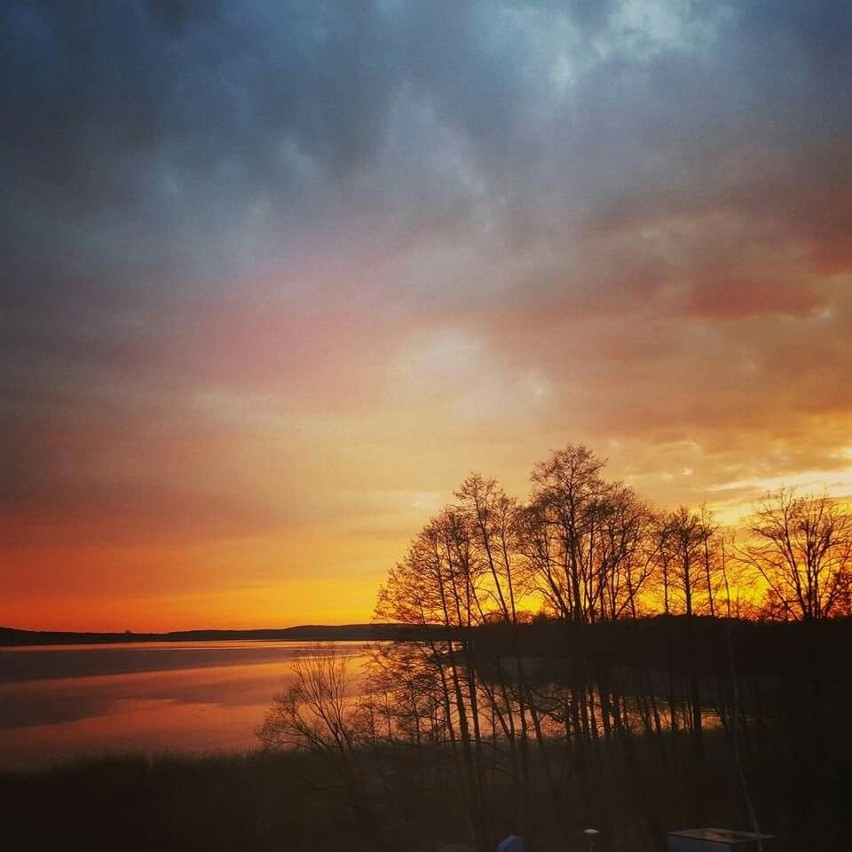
521,444,611,623
740,488,852,620
257,648,388,850
258,648,358,754
595,484,657,621
656,505,717,618
374,507,491,852
520,445,658,624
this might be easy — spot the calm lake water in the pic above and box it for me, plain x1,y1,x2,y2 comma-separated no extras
0,641,368,772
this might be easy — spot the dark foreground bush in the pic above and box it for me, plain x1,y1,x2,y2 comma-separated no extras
0,733,848,852
0,750,356,852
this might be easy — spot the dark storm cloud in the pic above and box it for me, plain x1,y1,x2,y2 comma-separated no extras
1,0,395,302
5,0,850,314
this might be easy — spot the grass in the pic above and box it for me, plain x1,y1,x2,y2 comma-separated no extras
1,729,849,851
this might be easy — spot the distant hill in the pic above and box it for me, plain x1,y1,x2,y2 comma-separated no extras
0,623,424,647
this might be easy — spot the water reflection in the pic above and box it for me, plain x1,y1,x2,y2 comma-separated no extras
0,642,367,771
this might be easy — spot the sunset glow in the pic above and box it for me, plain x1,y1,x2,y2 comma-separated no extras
3,2,851,631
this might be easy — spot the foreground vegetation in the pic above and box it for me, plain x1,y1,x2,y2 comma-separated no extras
2,706,848,852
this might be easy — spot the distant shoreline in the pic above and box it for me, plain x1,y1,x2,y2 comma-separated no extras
0,623,416,647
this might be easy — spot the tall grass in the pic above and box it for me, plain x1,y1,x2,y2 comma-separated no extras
1,725,848,851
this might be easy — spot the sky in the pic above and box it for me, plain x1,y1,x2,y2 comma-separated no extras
2,0,851,632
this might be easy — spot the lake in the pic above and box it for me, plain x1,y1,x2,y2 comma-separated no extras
0,641,368,772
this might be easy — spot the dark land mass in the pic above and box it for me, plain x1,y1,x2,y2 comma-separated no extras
471,613,852,678
3,614,851,675
0,622,428,647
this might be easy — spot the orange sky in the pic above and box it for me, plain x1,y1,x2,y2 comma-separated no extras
3,2,851,631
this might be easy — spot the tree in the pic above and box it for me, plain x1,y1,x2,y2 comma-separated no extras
655,505,717,618
374,506,492,852
594,483,657,620
257,648,389,850
521,445,610,623
741,488,852,620
648,505,718,756
519,444,656,623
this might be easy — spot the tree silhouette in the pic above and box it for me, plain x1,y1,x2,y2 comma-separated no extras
741,488,852,620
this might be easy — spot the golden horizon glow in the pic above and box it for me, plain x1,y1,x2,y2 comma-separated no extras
5,457,852,632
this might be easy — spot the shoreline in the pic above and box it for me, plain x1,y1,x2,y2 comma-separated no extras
0,623,412,647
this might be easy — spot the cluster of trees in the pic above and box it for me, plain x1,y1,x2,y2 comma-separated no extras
380,444,851,627
259,445,852,852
